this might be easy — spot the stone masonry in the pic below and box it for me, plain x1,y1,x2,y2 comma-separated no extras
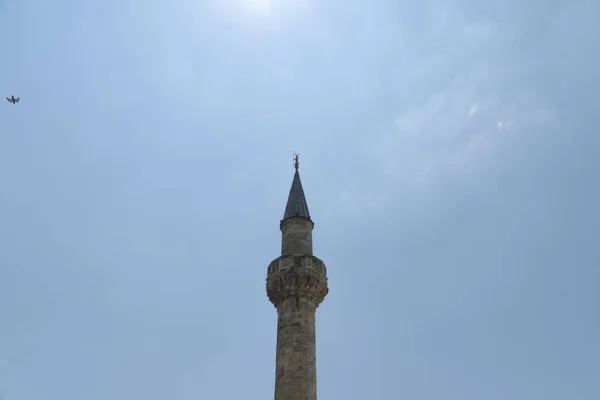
266,156,328,400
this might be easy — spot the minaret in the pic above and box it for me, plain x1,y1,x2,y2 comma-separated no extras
266,154,329,400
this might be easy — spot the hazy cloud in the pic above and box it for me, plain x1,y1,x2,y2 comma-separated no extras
0,1,598,400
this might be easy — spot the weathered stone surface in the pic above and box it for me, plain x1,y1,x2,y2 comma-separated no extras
280,217,314,256
266,266,328,309
267,255,328,279
274,297,317,400
267,262,328,400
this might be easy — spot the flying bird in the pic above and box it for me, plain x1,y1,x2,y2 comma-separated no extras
6,95,20,104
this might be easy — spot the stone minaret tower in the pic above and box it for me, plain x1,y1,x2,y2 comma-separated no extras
266,154,329,400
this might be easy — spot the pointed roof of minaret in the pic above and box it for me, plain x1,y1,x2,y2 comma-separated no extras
283,154,311,221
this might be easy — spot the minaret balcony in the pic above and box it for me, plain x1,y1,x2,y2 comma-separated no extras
267,254,327,278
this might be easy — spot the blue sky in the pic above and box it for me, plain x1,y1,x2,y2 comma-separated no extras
1,0,599,399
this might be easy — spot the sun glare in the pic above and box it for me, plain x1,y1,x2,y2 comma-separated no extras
248,0,272,15
221,0,310,27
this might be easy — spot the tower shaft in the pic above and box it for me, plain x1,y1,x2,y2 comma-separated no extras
275,298,316,399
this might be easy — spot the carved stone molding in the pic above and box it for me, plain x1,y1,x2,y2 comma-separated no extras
266,259,328,309
267,255,327,278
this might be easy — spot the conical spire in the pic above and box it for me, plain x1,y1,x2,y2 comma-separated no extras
283,154,311,220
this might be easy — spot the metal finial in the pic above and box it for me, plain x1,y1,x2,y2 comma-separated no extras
293,153,299,170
